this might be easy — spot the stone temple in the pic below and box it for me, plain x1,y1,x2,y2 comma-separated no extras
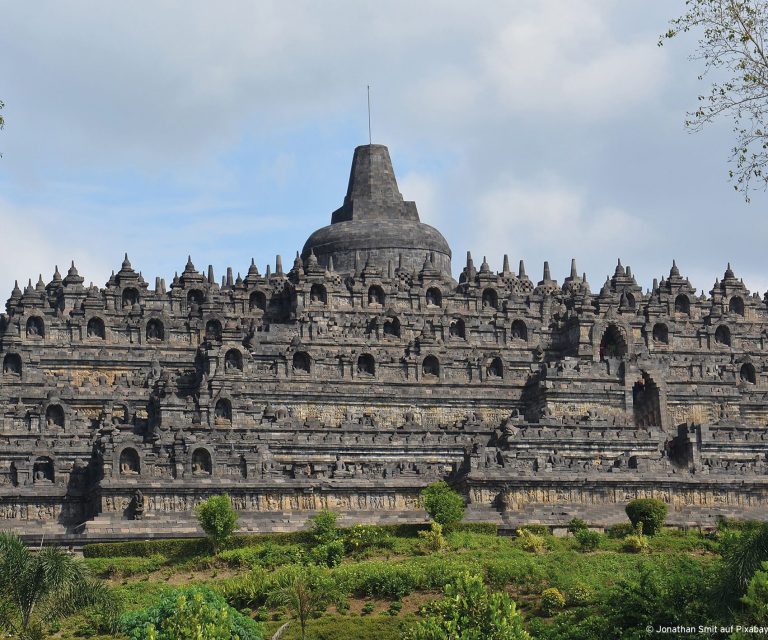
1,143,767,539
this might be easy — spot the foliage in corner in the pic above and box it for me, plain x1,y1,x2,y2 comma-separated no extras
421,481,465,528
661,0,768,198
195,494,239,553
0,531,115,638
403,572,531,640
120,586,262,640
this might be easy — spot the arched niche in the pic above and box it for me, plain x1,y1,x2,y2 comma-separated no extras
45,404,64,428
122,287,139,309
87,317,105,339
383,317,401,338
599,324,627,360
2,353,21,377
146,319,165,342
224,349,243,372
652,323,669,344
511,320,527,341
205,319,222,341
26,316,44,338
715,325,731,346
191,448,212,475
482,288,498,310
33,456,54,483
215,398,232,423
368,285,385,306
624,292,636,309
487,357,503,379
674,294,691,316
187,289,204,307
426,287,442,307
633,373,662,427
119,448,140,475
741,362,757,384
309,284,327,305
449,318,466,339
293,351,311,374
249,291,266,311
357,353,375,376
422,355,440,379
729,296,745,316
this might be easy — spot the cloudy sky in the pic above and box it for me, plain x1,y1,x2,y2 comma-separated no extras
0,1,765,301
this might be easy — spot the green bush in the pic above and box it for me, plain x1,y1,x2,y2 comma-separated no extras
403,573,531,640
452,522,498,535
484,556,546,590
310,539,345,568
567,518,589,534
541,587,566,615
515,528,546,553
344,524,392,553
119,586,262,640
622,534,649,554
218,543,305,569
334,561,423,599
741,562,768,625
309,510,340,545
421,481,465,528
83,538,209,559
567,582,594,606
195,494,239,553
418,522,447,553
218,568,273,610
625,499,668,536
574,529,601,552
606,523,634,539
521,524,551,536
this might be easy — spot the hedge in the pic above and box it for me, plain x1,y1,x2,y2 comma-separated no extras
83,522,497,558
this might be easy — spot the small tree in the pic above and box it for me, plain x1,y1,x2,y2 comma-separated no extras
421,481,465,529
661,1,768,198
0,532,112,637
403,572,531,640
269,564,338,640
195,494,239,553
625,499,668,536
308,509,339,545
418,522,447,553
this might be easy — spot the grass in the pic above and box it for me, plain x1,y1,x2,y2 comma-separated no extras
47,525,726,639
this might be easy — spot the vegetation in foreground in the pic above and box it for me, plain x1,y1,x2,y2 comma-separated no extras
3,491,768,638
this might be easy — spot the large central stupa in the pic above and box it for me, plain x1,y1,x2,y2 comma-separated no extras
302,144,452,276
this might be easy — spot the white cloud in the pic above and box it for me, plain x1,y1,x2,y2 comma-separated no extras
0,199,112,295
480,2,666,118
469,181,650,280
398,172,440,227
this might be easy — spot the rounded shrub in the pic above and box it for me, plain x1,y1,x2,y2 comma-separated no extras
574,529,601,552
515,529,545,554
625,498,668,536
567,518,588,534
541,587,566,615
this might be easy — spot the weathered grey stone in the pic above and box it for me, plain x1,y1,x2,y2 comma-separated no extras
1,143,768,537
